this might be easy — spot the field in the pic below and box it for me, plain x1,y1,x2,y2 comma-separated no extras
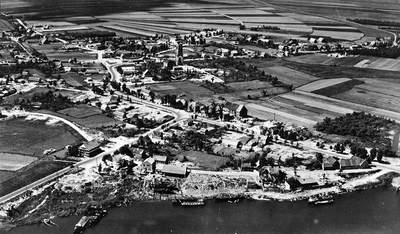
177,151,229,170
288,54,400,73
333,79,400,113
148,80,215,103
0,19,14,31
0,171,14,183
0,117,85,156
0,153,37,171
44,51,96,62
258,66,319,88
39,107,123,129
282,57,400,80
0,161,73,197
226,80,274,91
58,105,102,118
297,78,352,92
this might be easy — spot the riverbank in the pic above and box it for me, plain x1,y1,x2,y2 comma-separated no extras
0,166,398,233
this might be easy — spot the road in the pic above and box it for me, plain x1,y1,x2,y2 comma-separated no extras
0,63,190,204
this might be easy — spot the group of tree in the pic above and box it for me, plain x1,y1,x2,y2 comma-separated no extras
315,112,397,149
14,91,74,111
347,18,400,28
347,47,400,59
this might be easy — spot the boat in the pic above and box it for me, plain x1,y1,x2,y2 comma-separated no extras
308,194,333,204
73,207,107,234
172,198,205,206
228,199,240,204
314,199,334,205
43,219,58,226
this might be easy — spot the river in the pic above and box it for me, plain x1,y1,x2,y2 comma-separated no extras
9,187,400,234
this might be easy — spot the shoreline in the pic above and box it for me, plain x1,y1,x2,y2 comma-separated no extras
1,170,398,233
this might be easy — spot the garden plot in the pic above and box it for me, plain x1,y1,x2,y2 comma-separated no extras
0,153,37,171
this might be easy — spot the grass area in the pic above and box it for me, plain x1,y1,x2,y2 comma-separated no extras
58,105,102,118
149,80,215,103
39,108,123,128
312,79,365,96
0,117,85,156
0,160,72,197
0,153,37,171
282,59,400,80
0,171,15,184
44,51,96,61
227,80,274,91
176,151,229,171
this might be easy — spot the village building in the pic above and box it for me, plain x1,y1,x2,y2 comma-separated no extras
323,156,340,170
340,156,369,170
161,164,187,177
284,176,319,191
142,157,155,173
78,141,102,157
223,102,247,118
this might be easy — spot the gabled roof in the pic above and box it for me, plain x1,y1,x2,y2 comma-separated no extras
224,102,240,111
153,155,167,162
161,164,187,176
80,141,100,151
144,157,155,164
323,156,338,166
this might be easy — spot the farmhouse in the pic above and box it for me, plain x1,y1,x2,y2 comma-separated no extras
284,176,319,191
322,156,339,170
224,102,247,118
340,156,369,170
142,157,155,173
78,141,102,157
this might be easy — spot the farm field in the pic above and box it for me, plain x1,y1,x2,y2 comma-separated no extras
0,171,14,184
282,58,400,80
257,66,319,88
0,117,85,156
297,78,352,92
226,80,274,91
176,151,229,171
0,161,73,197
289,54,400,73
44,51,96,62
58,105,102,119
148,80,215,103
333,79,400,113
0,153,37,171
0,19,14,31
39,107,123,129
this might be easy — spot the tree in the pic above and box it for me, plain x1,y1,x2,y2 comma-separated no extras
377,149,384,162
313,153,323,165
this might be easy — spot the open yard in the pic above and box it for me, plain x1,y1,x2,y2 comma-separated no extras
0,117,85,157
